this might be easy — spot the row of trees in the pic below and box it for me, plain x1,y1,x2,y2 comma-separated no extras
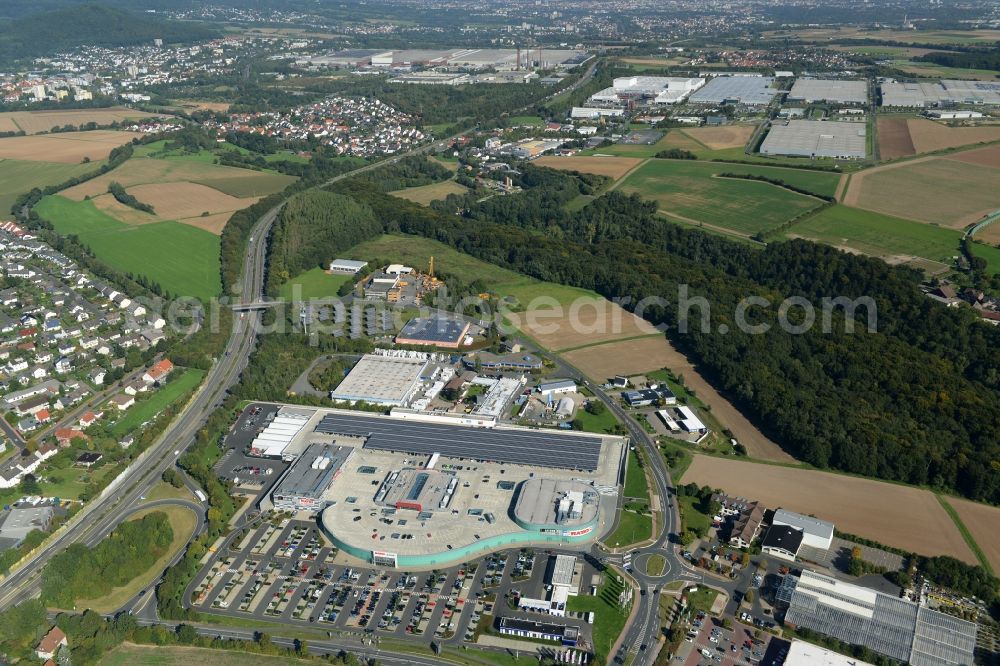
107,181,155,213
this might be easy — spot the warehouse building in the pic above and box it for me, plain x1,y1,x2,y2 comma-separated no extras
269,444,353,512
249,407,313,459
760,120,867,159
761,524,804,561
329,353,429,407
787,78,868,105
772,508,834,549
0,505,54,550
589,76,705,106
882,79,1000,107
538,379,576,397
497,617,579,645
570,106,625,119
328,259,368,274
395,316,471,348
779,570,977,666
785,641,873,666
689,76,778,106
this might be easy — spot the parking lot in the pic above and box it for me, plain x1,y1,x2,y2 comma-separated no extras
680,613,789,666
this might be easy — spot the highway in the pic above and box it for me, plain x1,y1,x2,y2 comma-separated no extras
0,58,724,666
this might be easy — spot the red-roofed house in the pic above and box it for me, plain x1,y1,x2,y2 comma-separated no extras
79,411,100,427
35,409,51,423
143,358,174,384
55,428,90,447
35,626,67,660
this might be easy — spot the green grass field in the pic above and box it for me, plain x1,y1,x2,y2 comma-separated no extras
39,465,116,501
100,645,316,666
0,158,102,216
566,573,631,665
506,115,545,126
110,369,206,436
279,267,353,301
786,205,963,267
607,509,653,548
389,180,468,205
347,233,596,307
36,196,222,300
969,240,1000,275
678,495,713,538
619,159,830,235
572,405,621,434
624,448,650,499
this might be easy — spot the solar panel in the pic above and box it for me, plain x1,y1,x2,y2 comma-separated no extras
314,413,603,471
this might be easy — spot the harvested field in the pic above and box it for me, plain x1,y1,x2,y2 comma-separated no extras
177,100,231,112
906,118,1000,154
945,143,1000,169
945,498,1000,573
180,212,233,235
682,455,977,562
389,179,468,205
509,297,659,351
534,155,645,180
563,335,677,378
0,116,18,133
977,222,1000,245
682,125,756,150
91,194,158,225
0,107,164,134
877,118,916,160
0,130,138,164
62,157,294,200
127,182,259,220
0,158,98,217
655,131,708,153
844,156,1000,228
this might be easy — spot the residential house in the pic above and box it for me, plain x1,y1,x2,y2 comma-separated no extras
35,626,67,660
143,358,174,384
109,394,134,411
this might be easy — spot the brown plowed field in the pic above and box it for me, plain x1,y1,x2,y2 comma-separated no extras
945,143,1000,169
511,297,659,351
682,456,977,562
0,130,137,163
943,497,1000,573
534,155,645,180
877,118,916,160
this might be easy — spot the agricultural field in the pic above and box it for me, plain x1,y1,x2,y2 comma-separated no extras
843,154,1000,229
878,117,1000,159
681,455,978,562
762,26,1000,45
0,107,165,134
0,130,137,163
943,498,1000,573
389,180,468,205
682,125,757,150
617,159,834,236
0,158,99,217
534,155,645,180
968,241,1000,275
35,196,222,301
785,205,962,272
61,154,295,201
279,267,353,301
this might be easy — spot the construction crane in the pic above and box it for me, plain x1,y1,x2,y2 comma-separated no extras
428,256,435,277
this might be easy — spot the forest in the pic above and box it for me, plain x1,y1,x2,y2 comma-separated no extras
40,512,172,609
317,163,1000,505
915,49,1000,72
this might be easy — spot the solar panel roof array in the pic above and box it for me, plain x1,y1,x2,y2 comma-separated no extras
314,412,603,471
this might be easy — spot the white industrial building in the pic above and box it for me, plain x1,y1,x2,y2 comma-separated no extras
688,76,778,106
785,640,873,666
772,508,834,549
330,353,429,407
760,120,867,159
882,79,1000,107
787,78,868,105
570,106,625,120
926,110,984,120
589,76,705,106
329,259,368,274
677,405,705,433
249,407,313,459
538,379,576,397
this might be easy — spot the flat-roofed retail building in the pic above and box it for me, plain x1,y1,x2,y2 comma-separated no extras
329,354,429,406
